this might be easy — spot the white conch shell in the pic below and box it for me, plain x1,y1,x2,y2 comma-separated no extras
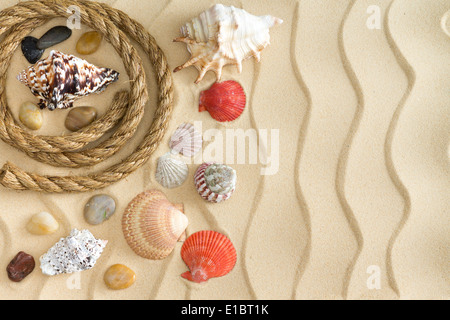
155,152,189,189
169,122,203,157
174,4,283,83
40,229,107,276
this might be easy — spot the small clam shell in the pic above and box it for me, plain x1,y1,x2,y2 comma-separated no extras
194,163,236,203
181,230,237,283
169,123,203,157
26,212,59,235
155,152,188,189
122,190,188,260
104,264,136,290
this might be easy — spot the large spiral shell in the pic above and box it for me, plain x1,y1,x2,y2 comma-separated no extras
17,50,119,110
173,4,283,83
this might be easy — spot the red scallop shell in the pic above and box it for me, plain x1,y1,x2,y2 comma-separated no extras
181,230,237,283
199,80,246,122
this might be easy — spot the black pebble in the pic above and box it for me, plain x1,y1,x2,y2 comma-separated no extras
36,26,72,50
21,36,44,64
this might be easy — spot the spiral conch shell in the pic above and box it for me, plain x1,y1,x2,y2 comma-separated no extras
173,4,283,83
17,50,119,110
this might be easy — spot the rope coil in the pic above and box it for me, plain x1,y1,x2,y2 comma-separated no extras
0,0,174,192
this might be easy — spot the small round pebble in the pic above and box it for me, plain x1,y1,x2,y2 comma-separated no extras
76,31,103,55
65,106,97,132
26,212,59,235
84,194,116,225
7,252,35,282
19,102,43,130
104,264,136,290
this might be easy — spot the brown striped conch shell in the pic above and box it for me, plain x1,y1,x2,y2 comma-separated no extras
17,50,119,110
173,4,283,83
122,190,188,260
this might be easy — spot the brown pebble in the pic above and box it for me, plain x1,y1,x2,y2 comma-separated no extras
104,264,136,290
7,252,35,282
64,106,97,132
76,31,103,55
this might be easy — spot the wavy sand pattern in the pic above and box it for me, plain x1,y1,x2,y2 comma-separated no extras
0,0,448,300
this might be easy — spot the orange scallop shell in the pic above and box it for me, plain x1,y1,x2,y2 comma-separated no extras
199,80,246,122
122,190,188,260
181,230,237,283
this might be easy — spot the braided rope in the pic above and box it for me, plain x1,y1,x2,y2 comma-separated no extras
0,0,174,192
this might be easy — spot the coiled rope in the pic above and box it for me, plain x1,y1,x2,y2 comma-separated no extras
0,0,174,192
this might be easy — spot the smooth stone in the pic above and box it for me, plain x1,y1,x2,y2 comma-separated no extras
36,26,72,50
76,31,103,55
65,106,97,132
7,252,35,282
26,212,59,235
104,264,136,290
21,36,44,64
19,102,43,130
84,194,116,225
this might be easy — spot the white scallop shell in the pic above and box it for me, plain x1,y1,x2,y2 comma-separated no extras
169,123,202,157
174,4,283,83
155,152,189,189
39,229,107,276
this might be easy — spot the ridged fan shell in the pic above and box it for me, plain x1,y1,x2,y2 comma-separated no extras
122,190,188,260
17,50,119,110
199,81,246,122
169,123,203,157
174,4,283,83
181,230,237,283
155,152,189,189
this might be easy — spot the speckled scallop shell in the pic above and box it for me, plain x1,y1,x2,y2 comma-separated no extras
194,162,236,203
181,230,237,283
155,152,189,189
199,81,246,122
173,4,283,83
169,123,203,157
17,50,119,110
122,190,188,260
39,229,107,276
